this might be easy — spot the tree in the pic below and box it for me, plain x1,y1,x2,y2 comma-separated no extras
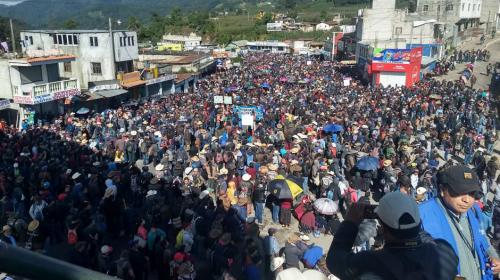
281,0,297,10
62,19,78,29
320,10,328,21
127,16,141,32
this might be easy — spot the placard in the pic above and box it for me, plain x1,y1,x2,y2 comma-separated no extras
214,95,223,104
241,114,254,126
306,60,312,65
343,79,351,87
223,96,233,104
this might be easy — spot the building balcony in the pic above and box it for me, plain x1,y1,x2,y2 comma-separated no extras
13,79,81,105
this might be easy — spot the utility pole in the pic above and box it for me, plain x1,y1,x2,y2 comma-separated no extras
9,18,16,54
109,17,116,79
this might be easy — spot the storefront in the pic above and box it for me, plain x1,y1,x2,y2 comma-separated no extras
13,88,80,123
367,47,422,88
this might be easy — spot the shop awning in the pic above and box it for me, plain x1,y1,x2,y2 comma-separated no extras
122,80,146,89
96,89,128,98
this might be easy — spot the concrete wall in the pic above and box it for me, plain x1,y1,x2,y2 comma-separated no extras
0,61,13,99
113,31,139,62
480,0,500,32
459,0,483,18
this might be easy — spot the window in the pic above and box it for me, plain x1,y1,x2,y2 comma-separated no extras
478,4,480,11
131,36,135,46
127,37,131,46
437,5,441,12
64,62,72,73
54,34,78,45
91,62,102,75
395,27,402,35
52,34,57,44
90,36,98,47
446,4,453,11
473,4,476,11
119,37,124,47
462,3,465,10
468,4,471,11
423,4,429,11
24,36,33,45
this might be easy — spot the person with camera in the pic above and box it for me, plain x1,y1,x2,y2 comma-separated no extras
326,192,459,279
420,165,500,280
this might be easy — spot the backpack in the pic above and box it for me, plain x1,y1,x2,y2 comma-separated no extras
67,229,78,245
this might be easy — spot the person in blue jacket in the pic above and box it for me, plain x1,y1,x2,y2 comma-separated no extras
419,164,500,280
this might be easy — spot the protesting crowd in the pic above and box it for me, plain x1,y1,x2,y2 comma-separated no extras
0,52,499,280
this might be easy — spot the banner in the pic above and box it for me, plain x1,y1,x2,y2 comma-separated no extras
372,48,411,64
0,99,10,110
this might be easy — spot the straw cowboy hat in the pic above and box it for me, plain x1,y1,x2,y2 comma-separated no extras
268,164,278,171
290,147,300,154
242,173,251,181
28,220,40,232
155,164,164,171
271,257,285,272
218,168,228,175
383,160,392,167
259,166,269,174
290,164,302,172
106,123,113,128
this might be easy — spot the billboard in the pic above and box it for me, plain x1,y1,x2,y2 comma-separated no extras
267,22,283,32
372,48,411,64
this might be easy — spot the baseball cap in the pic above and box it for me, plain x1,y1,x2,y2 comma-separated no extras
437,165,481,195
375,192,421,230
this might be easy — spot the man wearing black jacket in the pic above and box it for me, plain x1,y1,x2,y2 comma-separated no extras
252,180,267,225
327,192,459,279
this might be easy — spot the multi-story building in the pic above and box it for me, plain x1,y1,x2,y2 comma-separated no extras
19,30,138,90
416,0,483,47
0,50,80,124
159,33,202,51
480,0,500,35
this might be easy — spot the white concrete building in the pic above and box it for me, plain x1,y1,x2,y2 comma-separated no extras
0,50,80,124
19,30,138,90
355,0,440,63
316,23,333,31
161,33,202,51
480,0,500,35
246,41,291,53
416,0,484,47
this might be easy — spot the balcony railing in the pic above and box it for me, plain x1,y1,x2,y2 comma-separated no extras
13,79,81,104
31,79,79,97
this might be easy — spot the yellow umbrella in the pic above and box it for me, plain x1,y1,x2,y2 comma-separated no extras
271,175,303,199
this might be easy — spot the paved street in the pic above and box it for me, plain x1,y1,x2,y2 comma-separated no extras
436,36,500,90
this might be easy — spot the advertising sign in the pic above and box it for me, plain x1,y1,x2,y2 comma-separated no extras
372,48,411,64
267,22,283,32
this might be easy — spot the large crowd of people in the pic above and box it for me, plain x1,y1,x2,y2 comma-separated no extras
0,52,498,280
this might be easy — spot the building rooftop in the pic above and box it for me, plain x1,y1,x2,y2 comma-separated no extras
6,54,76,66
22,29,131,34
